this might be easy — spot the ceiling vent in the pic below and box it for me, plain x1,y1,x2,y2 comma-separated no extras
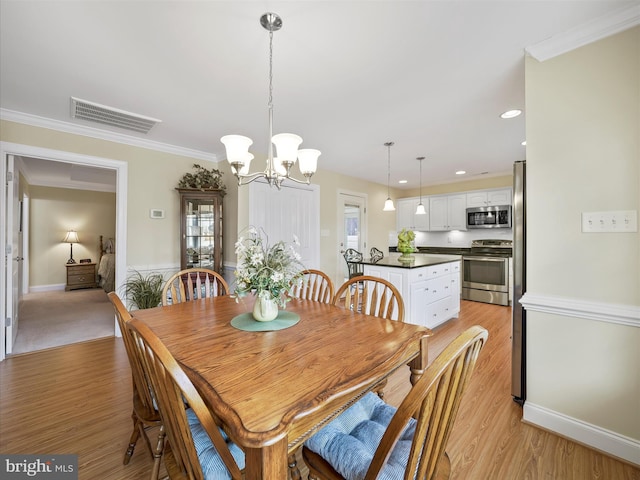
71,97,161,134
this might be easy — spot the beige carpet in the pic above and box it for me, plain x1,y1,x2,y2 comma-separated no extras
11,288,115,355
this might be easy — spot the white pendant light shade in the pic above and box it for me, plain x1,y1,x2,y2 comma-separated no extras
298,149,321,175
221,135,253,165
415,202,426,215
383,198,396,211
272,133,302,163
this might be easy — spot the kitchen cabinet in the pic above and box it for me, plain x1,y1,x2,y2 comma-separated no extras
429,194,466,231
466,188,512,207
363,256,461,329
177,188,224,273
396,197,429,231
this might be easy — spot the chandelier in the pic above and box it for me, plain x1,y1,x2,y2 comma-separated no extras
221,13,321,189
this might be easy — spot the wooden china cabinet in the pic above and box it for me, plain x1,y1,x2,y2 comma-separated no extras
177,188,224,274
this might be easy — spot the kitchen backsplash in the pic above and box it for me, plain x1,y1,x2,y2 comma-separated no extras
388,229,513,248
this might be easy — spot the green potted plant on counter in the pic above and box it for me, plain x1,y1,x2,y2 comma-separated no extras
397,228,416,261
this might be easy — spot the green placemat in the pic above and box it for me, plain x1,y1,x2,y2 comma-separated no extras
230,311,300,332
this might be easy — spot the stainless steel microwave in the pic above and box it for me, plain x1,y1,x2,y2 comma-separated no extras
466,205,512,229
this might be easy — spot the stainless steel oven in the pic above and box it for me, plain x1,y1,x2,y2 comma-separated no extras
461,239,511,306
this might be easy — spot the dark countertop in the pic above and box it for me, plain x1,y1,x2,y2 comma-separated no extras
360,253,461,269
389,246,471,255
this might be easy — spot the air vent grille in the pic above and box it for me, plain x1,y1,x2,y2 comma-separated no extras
71,97,161,134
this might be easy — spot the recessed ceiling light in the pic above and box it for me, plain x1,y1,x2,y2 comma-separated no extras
521,140,527,146
455,170,466,175
501,109,522,119
398,179,407,184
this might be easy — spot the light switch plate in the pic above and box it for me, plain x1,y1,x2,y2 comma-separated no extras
581,210,637,233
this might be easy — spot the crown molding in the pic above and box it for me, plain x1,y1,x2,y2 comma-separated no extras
525,4,640,62
0,108,218,163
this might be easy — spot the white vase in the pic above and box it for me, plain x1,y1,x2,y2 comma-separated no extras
252,294,279,322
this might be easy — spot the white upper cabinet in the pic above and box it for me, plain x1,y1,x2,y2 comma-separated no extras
429,194,466,231
466,188,512,207
397,197,429,231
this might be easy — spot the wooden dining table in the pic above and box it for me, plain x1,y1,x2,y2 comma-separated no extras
131,295,431,480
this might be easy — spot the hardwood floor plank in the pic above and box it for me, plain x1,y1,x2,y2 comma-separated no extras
1,300,638,479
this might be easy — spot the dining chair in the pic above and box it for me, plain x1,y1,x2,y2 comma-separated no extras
333,275,404,322
290,269,335,303
162,267,230,306
302,325,488,480
127,317,245,480
107,292,164,480
369,247,384,262
343,248,364,279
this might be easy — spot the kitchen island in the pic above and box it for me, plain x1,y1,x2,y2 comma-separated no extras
361,254,461,329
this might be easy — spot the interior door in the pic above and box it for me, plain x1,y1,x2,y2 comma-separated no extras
4,154,20,354
337,192,367,284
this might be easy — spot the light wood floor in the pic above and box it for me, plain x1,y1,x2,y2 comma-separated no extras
1,300,638,479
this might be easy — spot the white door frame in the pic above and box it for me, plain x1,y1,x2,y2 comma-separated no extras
336,190,368,286
0,142,128,361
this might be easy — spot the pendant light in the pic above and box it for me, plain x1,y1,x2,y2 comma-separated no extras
220,13,321,189
383,141,395,211
415,156,426,215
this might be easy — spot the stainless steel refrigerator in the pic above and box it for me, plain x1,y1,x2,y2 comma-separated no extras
512,160,526,405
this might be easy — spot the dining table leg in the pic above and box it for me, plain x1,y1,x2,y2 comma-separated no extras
409,335,429,385
244,437,288,480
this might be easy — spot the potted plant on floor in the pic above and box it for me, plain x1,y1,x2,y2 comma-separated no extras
122,270,164,309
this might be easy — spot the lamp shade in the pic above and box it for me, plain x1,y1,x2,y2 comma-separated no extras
272,133,302,163
415,203,426,215
221,135,253,167
63,230,79,243
297,149,321,175
383,198,396,211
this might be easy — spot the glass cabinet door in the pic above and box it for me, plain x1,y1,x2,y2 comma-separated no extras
178,189,224,273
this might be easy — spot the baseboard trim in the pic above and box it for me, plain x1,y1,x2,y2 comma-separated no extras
29,284,66,293
519,293,640,328
523,402,640,466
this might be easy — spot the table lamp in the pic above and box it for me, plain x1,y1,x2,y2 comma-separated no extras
63,230,79,264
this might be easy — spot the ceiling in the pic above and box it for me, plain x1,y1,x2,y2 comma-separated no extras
1,1,637,190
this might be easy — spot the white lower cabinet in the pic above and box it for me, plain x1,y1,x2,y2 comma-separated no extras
364,259,461,329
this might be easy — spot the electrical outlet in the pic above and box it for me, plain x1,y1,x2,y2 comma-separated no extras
581,210,637,233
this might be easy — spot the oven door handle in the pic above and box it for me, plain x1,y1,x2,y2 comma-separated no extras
463,256,508,262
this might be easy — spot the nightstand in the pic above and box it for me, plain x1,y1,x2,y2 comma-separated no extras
65,263,97,291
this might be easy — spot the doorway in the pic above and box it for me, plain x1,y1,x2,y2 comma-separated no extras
1,142,128,361
336,191,367,286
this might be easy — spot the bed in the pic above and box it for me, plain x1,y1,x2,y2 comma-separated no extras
98,235,116,292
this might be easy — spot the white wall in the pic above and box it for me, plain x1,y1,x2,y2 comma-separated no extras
523,26,639,464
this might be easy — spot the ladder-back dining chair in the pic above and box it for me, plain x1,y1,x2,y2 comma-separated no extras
107,292,164,480
302,326,488,480
127,318,245,479
290,269,335,304
343,248,364,279
162,268,230,306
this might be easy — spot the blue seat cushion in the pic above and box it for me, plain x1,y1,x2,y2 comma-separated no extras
304,392,416,480
186,408,245,479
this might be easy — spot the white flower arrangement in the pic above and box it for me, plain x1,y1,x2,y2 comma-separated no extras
234,227,305,308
